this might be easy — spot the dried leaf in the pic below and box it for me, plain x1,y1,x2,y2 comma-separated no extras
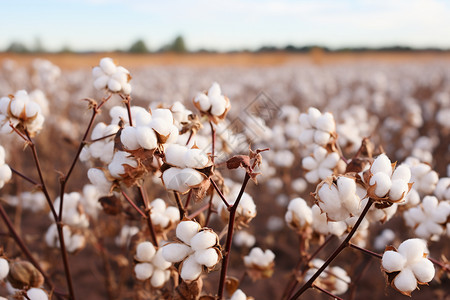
99,195,123,215
174,278,203,300
225,276,240,295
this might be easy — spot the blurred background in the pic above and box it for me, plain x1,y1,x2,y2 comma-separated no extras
1,0,450,67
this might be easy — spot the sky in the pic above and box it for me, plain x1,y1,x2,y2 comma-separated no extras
1,0,450,52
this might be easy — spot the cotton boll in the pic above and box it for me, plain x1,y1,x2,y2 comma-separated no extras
410,258,435,283
194,93,211,111
25,101,40,118
176,220,200,245
391,165,411,182
136,126,157,149
136,242,156,262
121,126,140,150
180,255,202,281
179,168,205,187
26,288,49,300
134,263,154,280
152,249,172,270
184,148,209,169
292,178,307,193
92,66,103,77
382,251,406,272
389,180,409,201
150,268,167,287
94,76,109,91
87,168,111,195
397,239,427,262
162,168,186,193
99,58,116,75
152,109,173,124
393,268,417,294
0,257,9,281
302,156,318,170
315,112,335,132
314,130,331,145
151,118,172,138
370,172,392,197
230,289,247,300
371,154,393,176
10,98,25,117
165,144,188,168
190,230,217,251
194,248,219,267
234,231,256,248
162,243,192,262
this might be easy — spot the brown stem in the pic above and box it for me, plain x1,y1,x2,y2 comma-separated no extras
312,284,344,300
289,199,373,300
0,204,54,291
184,190,193,209
348,243,382,259
210,178,230,208
204,192,215,226
187,202,211,220
428,257,450,273
24,131,76,299
209,121,216,163
120,94,133,127
138,185,158,247
217,173,251,299
10,167,39,186
89,132,116,143
58,98,107,222
121,190,147,219
173,191,186,219
283,235,335,299
349,257,372,300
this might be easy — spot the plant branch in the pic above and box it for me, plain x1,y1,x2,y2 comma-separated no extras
137,185,158,247
0,204,54,291
289,199,373,300
173,191,186,219
312,284,344,300
209,178,230,208
348,243,382,259
10,167,39,186
121,190,147,219
217,172,251,299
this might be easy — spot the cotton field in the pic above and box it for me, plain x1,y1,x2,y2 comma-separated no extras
0,56,449,300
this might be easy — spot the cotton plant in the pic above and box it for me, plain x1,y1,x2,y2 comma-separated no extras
311,204,347,237
161,144,211,194
0,90,45,136
434,177,450,200
80,122,118,164
313,175,363,222
0,257,9,281
404,157,439,195
162,220,221,281
298,107,336,147
243,247,275,280
193,82,231,124
134,241,171,288
92,57,131,95
374,229,396,251
45,224,86,253
381,238,435,296
403,196,450,241
360,154,412,203
149,198,180,231
233,231,256,248
23,288,49,300
115,225,139,247
285,197,312,232
80,184,103,219
50,192,89,228
0,145,12,189
120,108,179,150
304,259,351,296
3,191,47,212
302,146,340,183
218,187,256,227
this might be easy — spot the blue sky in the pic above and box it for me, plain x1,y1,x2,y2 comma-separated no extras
1,0,450,51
